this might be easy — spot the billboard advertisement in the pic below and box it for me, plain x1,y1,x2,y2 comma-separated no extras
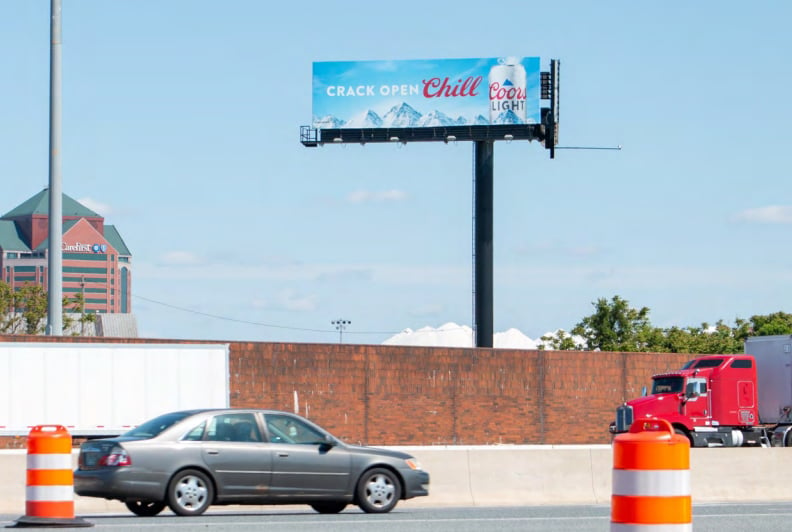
312,57,540,129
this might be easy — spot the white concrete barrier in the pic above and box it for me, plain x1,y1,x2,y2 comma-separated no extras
0,446,790,515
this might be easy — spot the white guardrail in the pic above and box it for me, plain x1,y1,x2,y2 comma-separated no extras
0,445,790,514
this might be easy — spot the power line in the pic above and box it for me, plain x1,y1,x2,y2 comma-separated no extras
132,294,408,336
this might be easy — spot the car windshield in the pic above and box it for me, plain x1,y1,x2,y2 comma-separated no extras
651,376,684,394
122,411,197,439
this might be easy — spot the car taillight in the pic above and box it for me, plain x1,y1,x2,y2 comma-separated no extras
98,446,131,467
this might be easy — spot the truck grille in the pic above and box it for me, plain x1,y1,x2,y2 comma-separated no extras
615,405,634,432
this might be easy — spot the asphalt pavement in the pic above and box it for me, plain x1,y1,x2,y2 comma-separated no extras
2,503,791,531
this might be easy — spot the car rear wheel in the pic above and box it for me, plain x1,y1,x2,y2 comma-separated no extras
356,467,401,513
310,501,347,514
167,469,214,516
125,500,166,517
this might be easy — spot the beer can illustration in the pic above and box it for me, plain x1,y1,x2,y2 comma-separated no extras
488,57,527,124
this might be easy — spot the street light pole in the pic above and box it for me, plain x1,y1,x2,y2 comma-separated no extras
331,319,350,344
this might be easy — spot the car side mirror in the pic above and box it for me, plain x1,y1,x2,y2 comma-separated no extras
318,436,336,452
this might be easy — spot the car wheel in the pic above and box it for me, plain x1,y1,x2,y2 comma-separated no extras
310,501,347,514
125,500,166,517
356,467,401,513
167,469,214,516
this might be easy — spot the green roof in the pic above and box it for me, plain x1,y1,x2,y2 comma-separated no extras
0,220,31,251
104,225,131,256
2,189,100,219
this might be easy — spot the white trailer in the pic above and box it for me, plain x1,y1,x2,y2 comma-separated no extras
745,335,792,426
0,342,229,437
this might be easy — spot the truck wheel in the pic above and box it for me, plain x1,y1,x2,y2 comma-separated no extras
167,469,214,516
125,500,166,516
674,427,693,446
356,467,401,513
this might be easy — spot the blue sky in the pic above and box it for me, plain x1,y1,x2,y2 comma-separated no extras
1,1,791,344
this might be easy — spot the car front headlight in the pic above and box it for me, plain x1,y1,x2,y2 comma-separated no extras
405,458,422,470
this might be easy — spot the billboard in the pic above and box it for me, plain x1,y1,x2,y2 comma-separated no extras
312,57,540,129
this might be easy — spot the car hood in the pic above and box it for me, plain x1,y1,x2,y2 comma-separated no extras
343,444,414,460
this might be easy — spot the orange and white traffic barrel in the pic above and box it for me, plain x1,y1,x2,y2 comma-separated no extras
611,418,691,531
11,425,92,528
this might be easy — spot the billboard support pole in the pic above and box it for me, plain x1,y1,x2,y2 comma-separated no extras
473,140,494,348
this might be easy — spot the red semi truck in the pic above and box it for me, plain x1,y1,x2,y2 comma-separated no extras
610,335,792,447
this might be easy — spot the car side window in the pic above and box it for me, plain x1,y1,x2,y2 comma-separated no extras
206,413,262,443
265,414,325,445
182,421,206,441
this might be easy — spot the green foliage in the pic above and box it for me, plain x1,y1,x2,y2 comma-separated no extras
0,281,22,333
65,292,97,336
15,283,48,335
750,311,792,336
570,295,653,352
0,280,98,336
539,329,582,350
554,294,790,354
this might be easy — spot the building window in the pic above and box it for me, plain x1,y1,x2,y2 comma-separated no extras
63,267,107,274
121,267,128,313
63,253,109,261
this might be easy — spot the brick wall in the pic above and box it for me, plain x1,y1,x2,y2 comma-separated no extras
0,335,693,448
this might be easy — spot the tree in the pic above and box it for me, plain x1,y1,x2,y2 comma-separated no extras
0,281,22,333
0,280,96,335
65,292,96,336
750,311,792,336
539,329,583,350
571,295,653,352
15,283,48,335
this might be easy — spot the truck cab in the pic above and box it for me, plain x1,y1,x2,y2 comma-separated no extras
611,355,763,447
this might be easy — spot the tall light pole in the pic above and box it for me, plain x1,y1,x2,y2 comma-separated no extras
331,319,350,344
46,0,63,335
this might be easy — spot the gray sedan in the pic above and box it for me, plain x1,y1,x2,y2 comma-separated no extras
74,408,430,516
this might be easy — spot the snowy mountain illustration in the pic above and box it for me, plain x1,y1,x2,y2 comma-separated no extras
381,103,423,127
343,109,383,128
491,109,525,125
313,115,346,129
416,110,458,127
312,102,521,129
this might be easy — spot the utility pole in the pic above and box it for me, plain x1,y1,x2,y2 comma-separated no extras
80,275,85,336
331,319,350,344
46,0,63,335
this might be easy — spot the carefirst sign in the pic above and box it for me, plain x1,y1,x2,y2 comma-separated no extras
312,57,540,130
63,242,108,253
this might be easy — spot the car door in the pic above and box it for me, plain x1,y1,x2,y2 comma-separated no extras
200,412,273,500
263,413,351,498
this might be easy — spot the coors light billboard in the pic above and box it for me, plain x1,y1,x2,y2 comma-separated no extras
312,57,541,129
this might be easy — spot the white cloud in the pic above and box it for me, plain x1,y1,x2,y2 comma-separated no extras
158,251,205,266
347,189,408,204
734,206,792,224
78,197,112,216
277,289,318,312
